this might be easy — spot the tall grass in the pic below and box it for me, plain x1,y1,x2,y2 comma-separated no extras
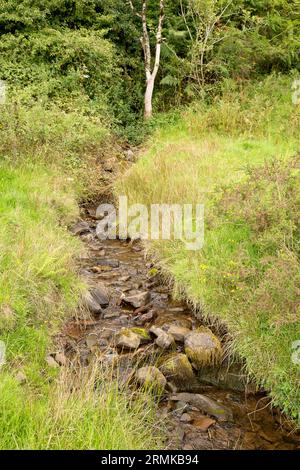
116,74,300,421
0,364,162,450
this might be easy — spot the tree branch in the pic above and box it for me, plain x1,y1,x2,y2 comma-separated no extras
128,0,141,18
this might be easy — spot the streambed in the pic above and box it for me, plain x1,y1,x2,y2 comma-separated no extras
58,207,300,450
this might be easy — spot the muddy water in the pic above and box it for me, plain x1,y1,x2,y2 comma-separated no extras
62,210,300,451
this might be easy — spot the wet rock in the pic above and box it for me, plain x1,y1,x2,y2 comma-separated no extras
182,444,194,451
169,307,185,313
136,366,167,393
94,259,120,268
160,353,197,390
83,291,102,315
132,245,142,252
134,303,151,315
79,268,93,277
180,413,192,423
116,329,141,350
121,291,151,309
119,275,131,282
90,284,110,308
174,401,189,413
103,312,120,320
133,282,143,290
185,327,222,369
71,221,91,236
168,324,191,342
150,326,175,350
118,315,130,326
170,393,233,422
130,328,151,344
134,309,156,326
99,328,114,341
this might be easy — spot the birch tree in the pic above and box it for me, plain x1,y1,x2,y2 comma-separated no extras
128,1,165,119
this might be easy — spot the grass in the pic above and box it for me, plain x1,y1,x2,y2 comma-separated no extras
0,364,162,450
0,110,162,448
0,162,81,383
116,74,300,421
0,162,163,449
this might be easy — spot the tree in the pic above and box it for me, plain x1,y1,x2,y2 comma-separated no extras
128,1,165,119
180,0,233,91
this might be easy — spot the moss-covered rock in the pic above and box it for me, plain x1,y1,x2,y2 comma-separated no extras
160,353,197,390
130,328,151,343
116,329,141,350
136,366,167,394
185,327,222,369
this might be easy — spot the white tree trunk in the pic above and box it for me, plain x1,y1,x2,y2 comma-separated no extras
144,75,155,119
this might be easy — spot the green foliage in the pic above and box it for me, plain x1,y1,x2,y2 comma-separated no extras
202,155,300,418
0,27,118,115
0,0,104,32
1,0,299,134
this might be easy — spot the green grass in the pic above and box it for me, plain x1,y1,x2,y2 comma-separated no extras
0,161,162,449
116,74,300,420
0,164,162,449
0,366,162,450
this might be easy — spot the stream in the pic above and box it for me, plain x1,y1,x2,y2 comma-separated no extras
57,204,300,450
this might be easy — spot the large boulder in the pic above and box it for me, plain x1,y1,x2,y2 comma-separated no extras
185,327,222,369
136,366,167,393
160,353,197,391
